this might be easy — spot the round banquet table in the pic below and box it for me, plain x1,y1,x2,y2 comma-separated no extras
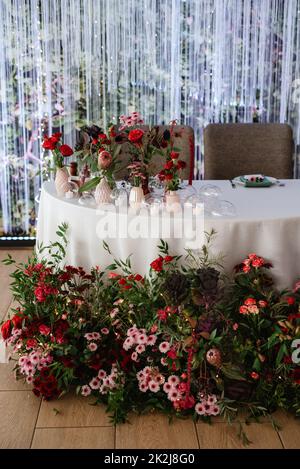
36,180,300,289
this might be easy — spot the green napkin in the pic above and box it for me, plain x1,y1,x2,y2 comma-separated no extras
240,176,273,187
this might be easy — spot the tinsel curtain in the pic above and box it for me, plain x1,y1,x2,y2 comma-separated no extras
0,0,300,236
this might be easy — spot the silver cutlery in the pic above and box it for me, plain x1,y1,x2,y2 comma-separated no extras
229,179,236,188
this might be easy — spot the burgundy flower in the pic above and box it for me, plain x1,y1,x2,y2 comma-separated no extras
39,324,51,336
177,160,186,170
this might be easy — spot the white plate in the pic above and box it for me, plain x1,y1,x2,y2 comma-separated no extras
233,175,278,186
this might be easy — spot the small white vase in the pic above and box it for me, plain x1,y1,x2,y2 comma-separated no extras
55,167,70,197
94,178,112,205
129,186,144,209
165,190,181,212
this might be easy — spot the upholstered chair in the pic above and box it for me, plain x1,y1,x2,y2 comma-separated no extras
204,123,294,180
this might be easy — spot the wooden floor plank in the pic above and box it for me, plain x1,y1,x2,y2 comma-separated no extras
273,411,300,449
116,413,199,449
36,394,112,428
0,277,13,321
196,422,283,449
0,361,31,391
0,390,40,449
31,427,115,449
0,248,32,277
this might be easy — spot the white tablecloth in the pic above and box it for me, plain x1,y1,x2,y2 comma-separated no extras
36,180,300,289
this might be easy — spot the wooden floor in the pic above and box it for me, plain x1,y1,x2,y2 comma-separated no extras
0,248,299,449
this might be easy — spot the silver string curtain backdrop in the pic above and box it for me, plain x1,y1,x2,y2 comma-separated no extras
0,0,300,238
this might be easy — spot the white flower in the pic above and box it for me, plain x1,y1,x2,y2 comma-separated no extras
131,352,139,362
136,344,145,354
84,333,94,341
98,369,107,379
81,385,91,397
163,382,172,393
167,375,179,385
89,378,101,390
159,341,170,353
168,389,180,402
123,336,134,350
207,394,217,405
147,335,157,346
195,403,206,415
136,334,148,345
148,380,160,393
88,342,97,352
139,382,148,392
92,332,101,340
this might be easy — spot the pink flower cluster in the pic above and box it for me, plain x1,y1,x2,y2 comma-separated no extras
123,326,157,362
81,363,124,397
84,329,109,352
136,366,165,393
195,394,220,416
242,253,265,273
119,111,144,130
239,297,267,315
18,350,53,382
5,327,22,346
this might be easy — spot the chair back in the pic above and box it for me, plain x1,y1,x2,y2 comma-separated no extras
204,123,294,179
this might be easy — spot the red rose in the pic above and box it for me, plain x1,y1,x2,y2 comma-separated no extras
177,160,186,170
165,173,173,181
244,297,256,306
42,137,57,150
108,272,120,279
52,132,62,142
287,296,296,305
170,151,179,159
39,324,51,336
26,338,37,349
1,320,11,340
157,309,168,321
128,129,144,143
118,278,127,286
167,348,177,360
258,300,268,308
164,255,173,263
158,171,166,181
59,144,73,157
239,305,248,314
252,257,264,268
150,257,164,272
164,160,173,170
99,133,108,140
34,286,46,302
250,371,260,380
134,274,143,282
11,313,24,329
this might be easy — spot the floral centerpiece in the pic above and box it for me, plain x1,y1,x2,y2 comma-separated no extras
1,226,300,443
74,123,125,195
42,133,74,196
157,122,187,193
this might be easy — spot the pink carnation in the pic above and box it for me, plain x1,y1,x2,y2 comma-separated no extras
81,385,91,397
159,341,171,353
